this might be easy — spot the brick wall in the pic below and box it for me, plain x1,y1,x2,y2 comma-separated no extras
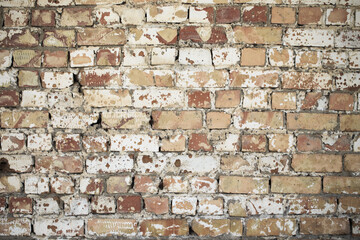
0,0,359,238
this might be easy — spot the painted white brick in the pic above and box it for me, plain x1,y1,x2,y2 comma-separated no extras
189,6,212,23
122,48,147,66
147,6,188,23
24,176,49,194
349,51,360,69
27,133,52,152
284,29,335,47
179,48,212,65
212,48,240,68
21,90,47,107
35,197,60,215
41,72,73,89
151,48,176,65
110,134,159,152
133,89,184,108
70,49,95,67
86,154,133,174
51,111,99,129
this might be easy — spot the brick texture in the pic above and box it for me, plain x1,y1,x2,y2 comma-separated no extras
0,0,359,238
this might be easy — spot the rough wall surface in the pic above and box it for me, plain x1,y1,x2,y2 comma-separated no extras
0,0,359,238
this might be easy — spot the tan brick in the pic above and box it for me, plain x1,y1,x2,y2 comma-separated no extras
324,177,360,194
339,197,360,214
1,111,48,128
219,176,268,194
152,111,202,130
345,154,360,172
246,218,296,236
287,113,337,131
241,48,266,66
192,219,230,237
291,154,342,172
288,196,337,215
340,115,360,131
140,219,188,237
78,28,126,46
61,8,93,26
206,112,231,129
271,7,295,24
233,27,282,44
215,90,241,108
271,176,321,194
269,134,294,152
234,111,284,129
300,217,350,235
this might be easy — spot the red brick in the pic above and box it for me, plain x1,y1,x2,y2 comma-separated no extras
61,8,93,26
80,178,104,195
117,195,142,213
134,175,158,193
144,196,169,215
189,133,212,151
271,7,295,24
300,217,350,235
215,90,241,108
0,198,5,214
36,156,83,173
179,26,227,44
4,9,29,27
329,93,354,110
323,134,351,151
0,29,39,47
242,135,267,152
217,7,240,23
43,50,68,68
300,92,324,110
297,134,322,152
0,90,19,107
55,134,81,152
96,48,121,66
242,6,267,23
299,7,322,25
188,91,211,108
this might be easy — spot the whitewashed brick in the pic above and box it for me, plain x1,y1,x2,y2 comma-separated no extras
63,196,90,216
113,6,145,25
269,47,294,67
91,196,116,213
172,197,197,215
48,92,83,109
86,154,133,174
322,51,348,68
168,154,219,175
41,72,73,89
133,89,184,108
25,176,49,194
214,134,240,152
79,178,103,195
284,29,334,47
35,197,60,215
335,30,360,48
84,89,132,107
51,111,99,129
95,7,120,25
189,7,212,23
247,196,285,215
212,48,240,68
110,134,159,152
128,27,177,45
21,90,47,107
102,111,149,129
147,6,188,23
27,133,52,152
122,48,147,66
349,51,360,69
295,51,322,68
0,155,32,172
179,48,212,65
356,10,360,26
151,48,176,65
136,154,168,174
33,219,84,237
326,8,352,25
198,198,223,215
1,133,25,152
0,70,17,87
336,73,360,90
243,89,270,109
0,50,12,69
70,49,95,67
176,69,228,88
191,177,217,193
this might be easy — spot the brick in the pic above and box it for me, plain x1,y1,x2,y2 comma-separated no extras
9,197,32,214
191,177,217,193
324,176,360,194
242,89,269,109
4,9,29,27
0,50,12,69
247,196,284,215
299,7,322,24
284,29,334,47
179,48,212,65
87,219,136,236
91,196,115,214
269,47,294,67
300,217,350,235
341,115,360,131
283,72,332,89
35,156,83,173
117,195,142,213
107,176,132,193
55,134,80,152
110,134,159,152
136,154,168,174
234,111,284,129
144,196,168,214
0,176,21,193
28,133,52,152
212,48,241,67
180,26,227,44
161,135,186,152
272,7,295,24
198,198,223,215
140,219,188,237
271,176,321,194
129,27,177,45
242,6,267,23
76,0,125,4
323,134,351,151
242,135,266,152
287,113,337,130
217,7,240,23
102,112,148,129
230,70,279,88
207,112,231,129
34,219,84,237
0,218,31,236
80,69,121,87
122,48,147,66
188,91,210,108
95,8,119,25
233,27,282,44
1,133,26,152
295,50,321,68
151,48,176,65
18,70,39,87
241,48,266,66
134,175,158,193
96,48,121,66
38,0,72,6
189,133,212,151
21,90,47,107
86,155,133,174
219,176,268,194
50,176,74,194
152,111,202,130
13,50,41,67
297,134,322,152
0,90,19,107
349,51,360,69
300,92,326,110
133,89,183,108
147,6,187,23
246,218,296,236
35,197,60,215
214,134,240,152
345,154,360,172
168,155,219,175
0,29,39,47
1,111,48,128
41,72,73,89
113,6,145,25
80,178,104,195
84,89,131,107
268,134,294,152
78,28,126,46
0,70,17,87
291,154,342,172
228,200,246,217
288,196,336,215
189,7,214,23
70,49,95,67
258,154,290,174
339,197,360,214
326,8,351,25
63,196,90,216
172,197,197,215
215,90,240,108
177,70,227,88
163,176,188,193
335,30,360,48
123,69,174,87
192,219,230,237
61,8,93,26
43,30,75,47
24,176,49,194
43,50,68,68
32,9,55,26
272,92,296,110
336,73,360,91
324,51,348,68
